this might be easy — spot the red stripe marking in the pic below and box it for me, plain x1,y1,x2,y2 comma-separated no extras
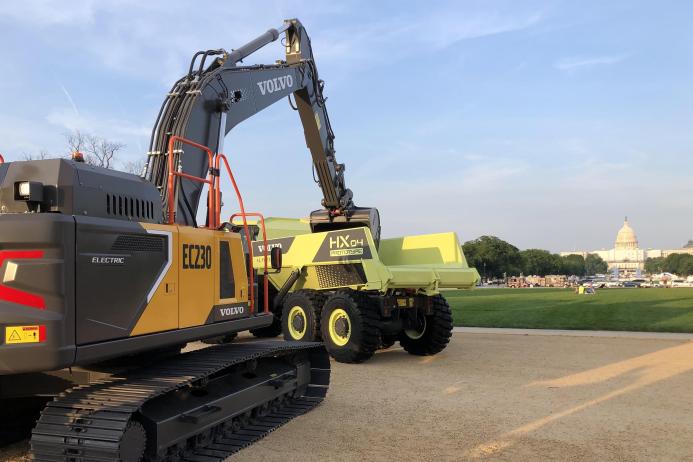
39,325,46,342
0,250,46,309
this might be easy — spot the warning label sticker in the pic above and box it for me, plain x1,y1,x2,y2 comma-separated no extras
5,326,42,344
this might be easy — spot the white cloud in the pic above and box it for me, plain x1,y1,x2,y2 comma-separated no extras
46,107,149,138
315,8,544,66
0,1,545,83
554,54,629,72
59,84,80,117
420,11,544,49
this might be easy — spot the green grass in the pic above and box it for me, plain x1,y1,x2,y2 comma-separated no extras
445,288,693,332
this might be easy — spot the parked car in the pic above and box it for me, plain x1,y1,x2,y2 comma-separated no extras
622,281,641,288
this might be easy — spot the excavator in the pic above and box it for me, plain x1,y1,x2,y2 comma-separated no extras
0,19,357,461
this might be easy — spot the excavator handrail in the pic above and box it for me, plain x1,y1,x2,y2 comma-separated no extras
165,137,267,314
166,136,217,228
215,153,260,313
229,212,270,314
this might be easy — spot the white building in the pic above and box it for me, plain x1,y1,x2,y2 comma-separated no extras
560,218,693,278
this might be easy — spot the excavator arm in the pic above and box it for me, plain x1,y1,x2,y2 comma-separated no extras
145,19,380,240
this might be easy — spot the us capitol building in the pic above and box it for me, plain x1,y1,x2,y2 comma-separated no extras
560,217,693,277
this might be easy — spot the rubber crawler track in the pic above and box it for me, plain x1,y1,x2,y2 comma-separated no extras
30,341,329,461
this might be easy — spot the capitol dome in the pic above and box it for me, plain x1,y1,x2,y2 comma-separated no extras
615,217,638,249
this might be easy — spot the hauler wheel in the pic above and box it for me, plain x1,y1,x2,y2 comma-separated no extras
399,294,453,356
120,420,146,462
320,290,379,363
282,290,324,341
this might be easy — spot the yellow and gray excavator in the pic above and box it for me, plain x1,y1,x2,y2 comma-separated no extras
0,16,479,460
0,19,347,461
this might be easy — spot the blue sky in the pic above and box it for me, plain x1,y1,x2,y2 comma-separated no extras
0,1,691,251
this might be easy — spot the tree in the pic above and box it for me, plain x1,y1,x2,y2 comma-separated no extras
462,236,522,279
662,253,693,277
678,256,693,277
585,253,608,276
22,150,50,161
65,130,125,168
560,254,586,277
645,257,665,274
520,249,562,276
121,159,146,176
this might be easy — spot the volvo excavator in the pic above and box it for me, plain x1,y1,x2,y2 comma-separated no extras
0,19,362,461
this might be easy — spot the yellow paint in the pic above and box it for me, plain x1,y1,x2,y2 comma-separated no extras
131,224,179,336
178,227,217,327
287,305,307,340
327,308,351,346
251,220,479,294
5,326,40,344
131,223,250,336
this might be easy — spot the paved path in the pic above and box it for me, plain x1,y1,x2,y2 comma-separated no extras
3,332,693,461
233,332,693,461
454,326,693,340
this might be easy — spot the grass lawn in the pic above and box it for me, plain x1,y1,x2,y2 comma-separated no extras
445,287,693,332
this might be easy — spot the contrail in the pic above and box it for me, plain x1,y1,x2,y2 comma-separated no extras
60,84,80,117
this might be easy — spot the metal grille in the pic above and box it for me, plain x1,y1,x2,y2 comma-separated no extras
111,234,164,252
315,263,366,288
106,194,154,220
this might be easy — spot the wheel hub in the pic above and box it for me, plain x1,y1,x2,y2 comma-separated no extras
291,313,305,332
404,313,427,340
334,317,349,337
328,308,351,347
287,306,307,339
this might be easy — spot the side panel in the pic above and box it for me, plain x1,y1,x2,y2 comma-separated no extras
378,232,468,266
252,227,387,292
75,217,168,345
130,225,179,336
210,233,249,322
0,214,75,375
178,227,217,328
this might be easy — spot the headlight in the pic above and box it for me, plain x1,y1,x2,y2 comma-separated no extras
14,181,43,202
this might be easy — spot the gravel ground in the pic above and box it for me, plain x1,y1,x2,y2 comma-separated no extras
3,332,693,461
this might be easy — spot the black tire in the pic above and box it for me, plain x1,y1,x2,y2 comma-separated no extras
202,332,238,345
282,290,325,342
399,294,453,356
320,290,380,363
250,284,283,338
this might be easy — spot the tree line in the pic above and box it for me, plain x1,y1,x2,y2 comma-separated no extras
18,130,144,174
645,254,693,277
462,235,608,279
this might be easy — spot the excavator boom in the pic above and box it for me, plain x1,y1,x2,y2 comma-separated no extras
145,19,379,240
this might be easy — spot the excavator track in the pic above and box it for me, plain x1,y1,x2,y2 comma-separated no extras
30,341,329,461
